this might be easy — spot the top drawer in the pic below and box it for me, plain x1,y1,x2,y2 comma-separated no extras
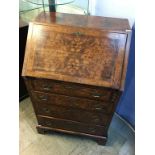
30,78,117,102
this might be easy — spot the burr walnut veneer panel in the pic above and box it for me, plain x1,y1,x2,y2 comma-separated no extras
23,22,127,89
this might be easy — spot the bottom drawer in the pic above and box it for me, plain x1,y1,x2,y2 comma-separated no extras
37,116,107,136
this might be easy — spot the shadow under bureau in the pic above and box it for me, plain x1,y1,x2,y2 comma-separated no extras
22,12,131,145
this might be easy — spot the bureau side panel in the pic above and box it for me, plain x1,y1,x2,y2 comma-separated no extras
23,77,40,124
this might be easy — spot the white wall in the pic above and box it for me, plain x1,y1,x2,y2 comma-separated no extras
90,0,135,27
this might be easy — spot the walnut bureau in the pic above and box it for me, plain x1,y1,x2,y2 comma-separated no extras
22,12,131,145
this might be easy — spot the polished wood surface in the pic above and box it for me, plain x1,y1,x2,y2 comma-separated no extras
22,12,131,145
37,116,106,136
32,91,113,113
35,12,130,32
22,22,128,89
36,103,109,126
30,78,117,102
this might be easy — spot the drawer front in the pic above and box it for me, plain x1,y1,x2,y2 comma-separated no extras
33,91,113,113
31,78,116,102
36,103,110,126
37,116,106,136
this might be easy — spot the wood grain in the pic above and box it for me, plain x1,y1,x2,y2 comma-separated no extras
30,78,116,102
36,103,109,126
37,115,107,136
35,12,130,32
22,22,127,89
32,91,114,113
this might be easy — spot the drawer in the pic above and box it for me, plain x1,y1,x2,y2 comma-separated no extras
31,78,116,102
36,103,110,126
37,116,107,136
33,91,113,113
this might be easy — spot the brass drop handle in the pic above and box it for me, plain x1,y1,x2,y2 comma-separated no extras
46,122,52,126
94,118,99,123
72,32,84,36
93,94,102,98
89,127,96,133
43,108,50,113
93,116,100,123
39,95,48,101
95,107,102,110
43,85,51,91
64,85,73,89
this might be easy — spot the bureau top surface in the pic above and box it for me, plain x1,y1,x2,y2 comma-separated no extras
35,12,130,32
22,13,130,90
